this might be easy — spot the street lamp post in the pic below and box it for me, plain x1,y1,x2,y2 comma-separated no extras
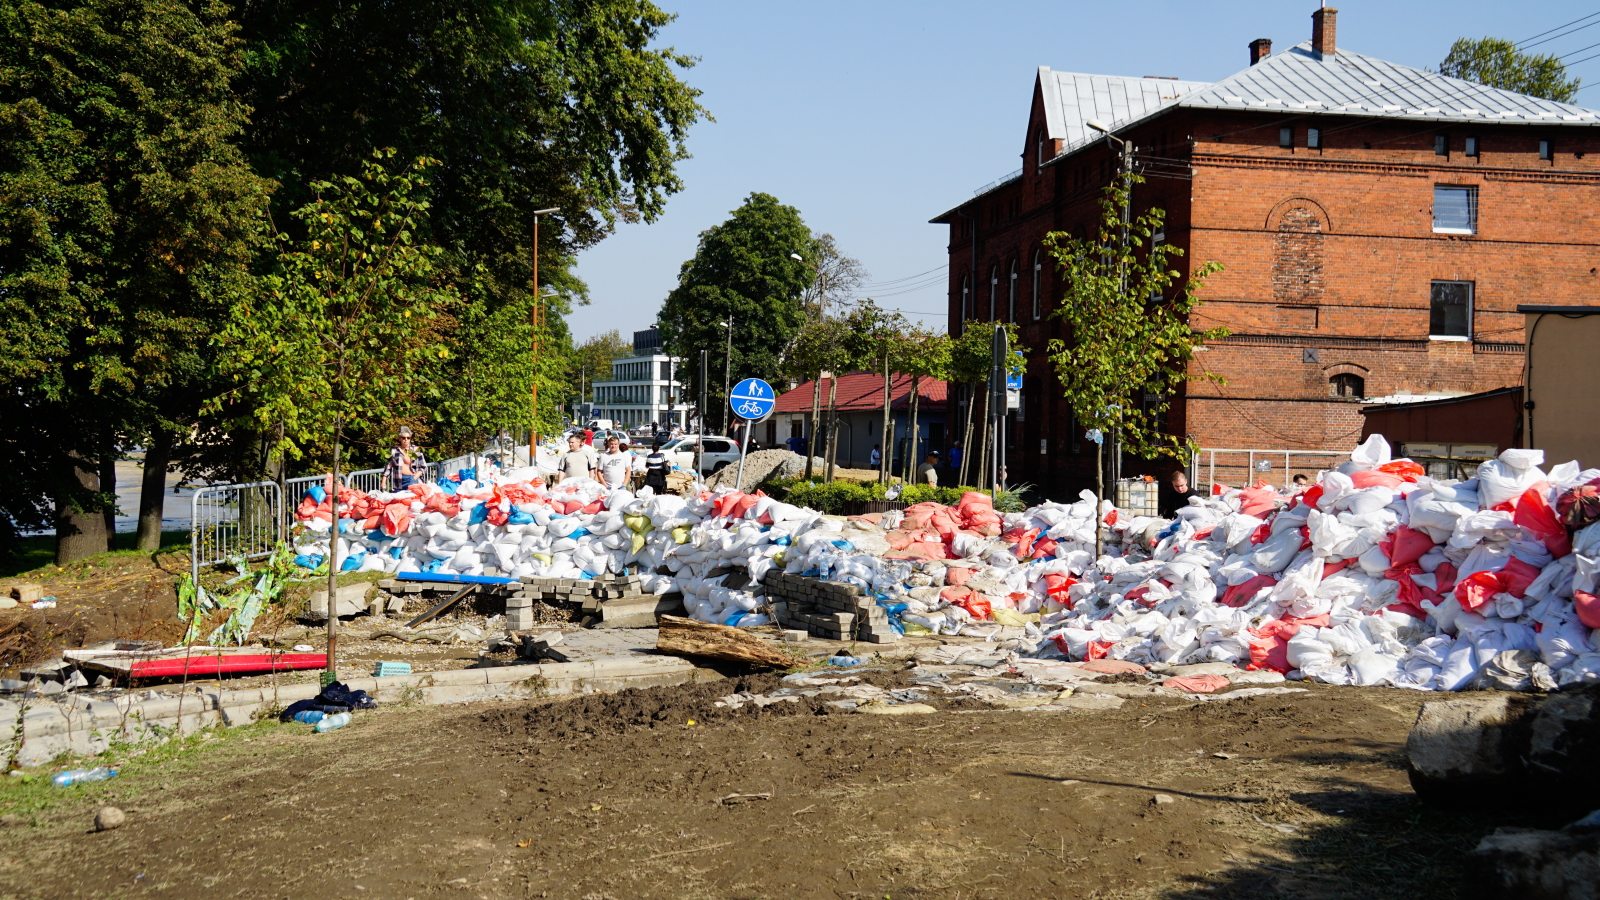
721,316,733,435
528,207,560,463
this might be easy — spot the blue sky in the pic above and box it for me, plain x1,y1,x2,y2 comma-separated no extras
569,0,1600,342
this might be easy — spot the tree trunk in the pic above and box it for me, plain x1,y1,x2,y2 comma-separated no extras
804,374,822,480
879,349,892,485
1094,438,1105,560
54,453,107,565
905,375,920,484
136,428,173,551
656,615,793,667
824,376,839,483
958,383,977,487
974,381,990,492
100,440,117,551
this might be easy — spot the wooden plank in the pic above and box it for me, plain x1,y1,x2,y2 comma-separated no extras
406,585,477,628
655,615,794,668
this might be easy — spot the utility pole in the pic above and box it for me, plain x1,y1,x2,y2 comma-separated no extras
698,348,709,475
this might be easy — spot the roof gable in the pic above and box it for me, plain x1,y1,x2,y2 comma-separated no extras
1182,42,1600,124
1039,67,1210,149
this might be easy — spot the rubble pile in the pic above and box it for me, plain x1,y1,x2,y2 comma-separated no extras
289,434,1600,692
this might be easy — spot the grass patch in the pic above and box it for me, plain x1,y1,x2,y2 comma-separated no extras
0,717,289,825
0,530,191,580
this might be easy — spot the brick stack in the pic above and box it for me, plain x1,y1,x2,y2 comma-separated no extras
761,571,900,643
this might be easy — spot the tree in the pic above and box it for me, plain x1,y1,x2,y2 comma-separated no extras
1042,176,1225,556
571,330,634,399
783,317,851,480
1439,37,1580,102
0,0,273,561
898,328,953,483
217,151,458,678
797,233,867,317
947,323,1019,488
658,192,814,433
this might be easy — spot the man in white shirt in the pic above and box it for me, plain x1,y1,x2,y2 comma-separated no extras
596,435,639,489
556,433,600,484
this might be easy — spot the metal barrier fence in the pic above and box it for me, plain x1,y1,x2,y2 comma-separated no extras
1193,447,1354,493
190,481,284,586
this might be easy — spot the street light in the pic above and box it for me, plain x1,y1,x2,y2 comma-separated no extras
721,317,734,435
529,207,561,461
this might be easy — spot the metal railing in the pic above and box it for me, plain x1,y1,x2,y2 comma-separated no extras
190,481,283,586
1193,447,1354,493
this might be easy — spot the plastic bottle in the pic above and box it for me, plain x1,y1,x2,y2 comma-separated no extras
51,767,118,787
314,712,352,733
292,710,325,725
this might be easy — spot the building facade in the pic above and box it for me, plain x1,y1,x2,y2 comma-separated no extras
590,328,684,429
773,373,949,472
933,7,1600,497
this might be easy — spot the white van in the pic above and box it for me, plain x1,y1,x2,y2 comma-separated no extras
586,419,615,432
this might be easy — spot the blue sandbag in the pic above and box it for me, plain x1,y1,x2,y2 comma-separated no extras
306,484,326,504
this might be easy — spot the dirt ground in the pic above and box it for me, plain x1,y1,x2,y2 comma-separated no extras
0,669,1554,900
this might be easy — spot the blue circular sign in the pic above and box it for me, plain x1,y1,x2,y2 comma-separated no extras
729,377,777,422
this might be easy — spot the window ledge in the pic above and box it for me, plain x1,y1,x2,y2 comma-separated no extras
1428,334,1471,342
1432,228,1476,235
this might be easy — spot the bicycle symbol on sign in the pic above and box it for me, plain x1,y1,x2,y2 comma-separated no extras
737,400,764,417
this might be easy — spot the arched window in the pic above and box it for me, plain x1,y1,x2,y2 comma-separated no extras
988,267,999,321
1031,249,1043,320
1330,373,1365,399
1008,261,1018,323
960,275,969,329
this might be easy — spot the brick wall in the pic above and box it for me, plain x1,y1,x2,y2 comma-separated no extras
938,90,1600,500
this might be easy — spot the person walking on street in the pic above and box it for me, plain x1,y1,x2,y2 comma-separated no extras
384,426,427,490
557,433,600,484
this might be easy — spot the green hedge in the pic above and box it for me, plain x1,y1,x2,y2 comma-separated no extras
765,478,985,514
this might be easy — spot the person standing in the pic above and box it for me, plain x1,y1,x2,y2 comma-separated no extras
556,433,600,484
642,439,671,493
947,442,963,482
916,450,941,486
870,444,882,471
596,435,638,489
384,426,427,490
1158,469,1197,517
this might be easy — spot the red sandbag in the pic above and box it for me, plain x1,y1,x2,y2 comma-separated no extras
486,507,509,526
1378,459,1426,481
1221,573,1276,608
1084,640,1115,661
1499,556,1541,598
1247,613,1330,673
1125,584,1157,608
1301,484,1325,509
1166,673,1232,693
380,503,413,537
944,566,975,587
1454,572,1500,612
360,514,381,532
1434,561,1458,594
941,585,991,620
1322,558,1353,579
1030,537,1059,559
1249,520,1273,545
1043,573,1077,606
1385,525,1436,567
1237,486,1280,518
1350,470,1403,490
1576,590,1600,629
1513,485,1573,558
1074,658,1146,675
1558,480,1600,529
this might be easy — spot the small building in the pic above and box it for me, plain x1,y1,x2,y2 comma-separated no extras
590,327,684,429
773,373,949,471
1359,386,1522,480
1521,305,1600,469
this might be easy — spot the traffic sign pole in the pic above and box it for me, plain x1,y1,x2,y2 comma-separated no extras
728,378,776,491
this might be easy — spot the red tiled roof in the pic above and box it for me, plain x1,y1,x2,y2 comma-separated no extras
774,373,949,414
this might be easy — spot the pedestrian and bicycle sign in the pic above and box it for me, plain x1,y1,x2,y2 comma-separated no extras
730,378,776,422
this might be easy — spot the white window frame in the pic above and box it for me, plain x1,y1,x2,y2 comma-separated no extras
1031,250,1042,320
1432,185,1478,235
1008,261,1018,323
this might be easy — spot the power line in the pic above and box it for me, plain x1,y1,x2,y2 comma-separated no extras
1557,39,1600,62
1519,11,1600,47
859,263,947,288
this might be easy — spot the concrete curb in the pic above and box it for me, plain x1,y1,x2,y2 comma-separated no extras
4,654,712,766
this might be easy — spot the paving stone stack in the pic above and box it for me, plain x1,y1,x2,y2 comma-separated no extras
762,571,900,643
506,575,648,629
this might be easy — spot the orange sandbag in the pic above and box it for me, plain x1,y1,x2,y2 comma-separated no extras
1073,658,1146,675
1220,573,1276,608
380,503,413,537
1350,470,1403,490
1576,590,1600,629
1165,673,1232,693
1378,459,1425,481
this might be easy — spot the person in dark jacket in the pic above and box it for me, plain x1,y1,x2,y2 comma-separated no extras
643,440,671,494
1158,470,1197,517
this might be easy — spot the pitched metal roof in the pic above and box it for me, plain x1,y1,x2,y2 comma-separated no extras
1178,42,1600,126
1039,68,1212,150
774,373,948,414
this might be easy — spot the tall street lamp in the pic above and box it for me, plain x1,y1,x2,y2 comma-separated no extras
529,207,560,462
721,316,734,435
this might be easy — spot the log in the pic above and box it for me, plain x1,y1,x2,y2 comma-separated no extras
656,615,795,668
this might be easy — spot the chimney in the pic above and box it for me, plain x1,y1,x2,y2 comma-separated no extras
1311,6,1337,56
1249,38,1272,65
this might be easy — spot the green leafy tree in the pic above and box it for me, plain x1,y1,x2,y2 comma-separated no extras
571,329,634,399
0,0,272,561
658,192,814,433
948,323,1020,488
782,317,852,480
217,151,458,676
898,328,953,482
1042,176,1225,556
1439,37,1580,102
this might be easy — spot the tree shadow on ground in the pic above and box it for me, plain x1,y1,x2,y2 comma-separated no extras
1160,779,1557,900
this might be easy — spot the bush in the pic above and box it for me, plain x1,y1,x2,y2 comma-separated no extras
766,478,987,514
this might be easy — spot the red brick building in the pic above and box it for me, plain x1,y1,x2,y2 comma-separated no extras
933,7,1600,496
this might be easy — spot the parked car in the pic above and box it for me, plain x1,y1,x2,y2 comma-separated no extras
637,434,741,474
